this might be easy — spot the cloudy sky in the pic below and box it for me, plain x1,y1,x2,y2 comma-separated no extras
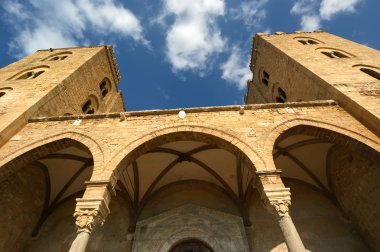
0,0,379,110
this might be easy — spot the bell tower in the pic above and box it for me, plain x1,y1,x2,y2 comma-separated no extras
246,31,380,135
0,45,125,146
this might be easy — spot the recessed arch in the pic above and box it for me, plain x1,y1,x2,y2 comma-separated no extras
8,65,50,80
316,47,355,58
293,36,324,45
0,132,104,181
106,125,265,179
263,118,380,171
41,51,72,61
82,95,99,114
353,64,380,80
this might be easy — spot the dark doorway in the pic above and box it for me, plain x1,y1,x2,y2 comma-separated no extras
169,239,214,252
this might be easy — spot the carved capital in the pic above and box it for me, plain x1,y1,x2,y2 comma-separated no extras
73,198,110,234
261,187,292,218
73,209,104,233
270,199,291,217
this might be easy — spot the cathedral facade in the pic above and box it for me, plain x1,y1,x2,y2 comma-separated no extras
0,31,379,252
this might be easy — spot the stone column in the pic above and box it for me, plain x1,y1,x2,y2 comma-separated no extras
270,197,305,252
69,180,115,252
256,172,306,252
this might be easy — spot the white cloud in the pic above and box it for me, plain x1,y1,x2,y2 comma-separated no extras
230,0,269,29
290,0,321,31
300,15,321,31
159,0,226,72
320,0,361,20
3,0,148,56
221,46,252,90
291,0,362,31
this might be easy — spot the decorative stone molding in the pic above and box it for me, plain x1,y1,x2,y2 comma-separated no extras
74,209,103,234
271,199,291,217
73,198,110,234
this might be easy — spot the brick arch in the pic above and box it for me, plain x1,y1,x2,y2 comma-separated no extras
263,118,380,171
0,132,103,183
102,124,265,181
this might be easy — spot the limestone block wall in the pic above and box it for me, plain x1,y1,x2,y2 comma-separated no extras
247,31,380,135
0,46,124,147
327,145,380,250
0,164,45,251
1,102,379,182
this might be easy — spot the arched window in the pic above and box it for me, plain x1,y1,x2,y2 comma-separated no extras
360,68,380,80
99,78,111,98
317,48,354,59
17,70,45,80
298,39,319,45
261,69,270,86
0,87,13,99
353,65,380,81
9,66,49,80
294,36,323,45
42,51,72,61
169,239,213,252
275,87,287,103
82,96,99,114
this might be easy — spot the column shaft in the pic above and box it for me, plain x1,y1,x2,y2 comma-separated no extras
69,232,90,252
278,215,305,252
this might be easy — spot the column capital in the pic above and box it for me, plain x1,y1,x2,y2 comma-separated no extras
73,198,110,234
263,188,292,218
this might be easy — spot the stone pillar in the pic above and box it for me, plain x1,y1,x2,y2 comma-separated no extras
270,197,305,252
256,172,306,252
69,180,115,252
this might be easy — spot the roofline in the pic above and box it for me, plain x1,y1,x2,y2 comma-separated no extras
29,100,338,123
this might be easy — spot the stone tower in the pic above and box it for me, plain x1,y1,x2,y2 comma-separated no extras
0,46,125,146
0,32,379,252
245,31,380,135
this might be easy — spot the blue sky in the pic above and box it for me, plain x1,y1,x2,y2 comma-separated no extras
0,0,379,110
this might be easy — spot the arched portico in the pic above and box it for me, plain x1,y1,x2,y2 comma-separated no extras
70,125,304,252
0,136,97,251
269,122,380,251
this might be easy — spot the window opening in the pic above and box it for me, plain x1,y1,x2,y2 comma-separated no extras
17,70,45,80
276,87,287,103
0,92,5,98
261,70,270,86
298,39,319,45
321,50,350,59
82,100,95,114
360,68,380,80
99,78,111,98
100,81,108,97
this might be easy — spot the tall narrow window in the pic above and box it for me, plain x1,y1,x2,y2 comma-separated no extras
359,68,380,80
275,87,287,103
261,70,270,86
99,78,111,98
82,95,99,114
82,100,95,114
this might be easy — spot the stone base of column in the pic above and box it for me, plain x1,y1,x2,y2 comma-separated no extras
69,232,90,252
